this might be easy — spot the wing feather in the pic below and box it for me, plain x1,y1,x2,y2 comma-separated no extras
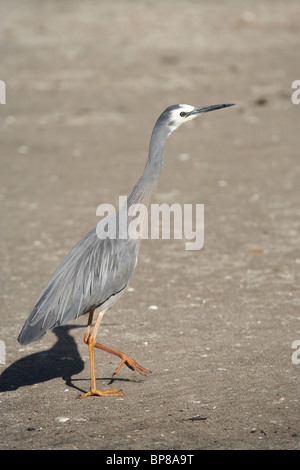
18,224,138,345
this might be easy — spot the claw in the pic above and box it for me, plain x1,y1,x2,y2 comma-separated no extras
112,354,151,377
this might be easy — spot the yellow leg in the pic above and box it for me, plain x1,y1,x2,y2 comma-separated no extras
80,310,123,398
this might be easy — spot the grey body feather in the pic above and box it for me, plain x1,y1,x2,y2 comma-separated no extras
18,220,138,345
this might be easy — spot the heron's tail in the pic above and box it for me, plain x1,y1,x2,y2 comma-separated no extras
18,306,55,345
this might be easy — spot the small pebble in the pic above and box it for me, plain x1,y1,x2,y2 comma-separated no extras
57,417,70,423
178,153,190,161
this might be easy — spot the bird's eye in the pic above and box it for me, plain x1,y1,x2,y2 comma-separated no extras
180,112,186,117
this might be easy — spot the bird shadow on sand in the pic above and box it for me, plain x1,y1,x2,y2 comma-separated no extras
0,324,145,395
0,325,86,394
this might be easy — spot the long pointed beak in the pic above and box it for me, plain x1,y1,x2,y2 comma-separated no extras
191,103,235,115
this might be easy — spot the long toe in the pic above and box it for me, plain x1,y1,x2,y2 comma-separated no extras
80,388,123,398
113,353,151,377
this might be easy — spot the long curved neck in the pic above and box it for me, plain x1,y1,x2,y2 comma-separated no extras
127,124,171,207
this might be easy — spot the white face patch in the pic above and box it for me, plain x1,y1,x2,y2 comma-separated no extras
168,104,198,133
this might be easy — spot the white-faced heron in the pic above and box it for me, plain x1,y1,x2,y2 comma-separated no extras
18,103,234,398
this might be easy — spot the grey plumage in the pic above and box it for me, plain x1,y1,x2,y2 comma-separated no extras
18,223,138,345
18,103,234,348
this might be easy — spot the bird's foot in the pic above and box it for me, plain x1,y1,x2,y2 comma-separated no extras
112,353,151,377
93,341,151,377
80,388,123,399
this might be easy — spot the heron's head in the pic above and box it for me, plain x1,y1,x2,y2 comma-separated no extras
160,103,235,134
